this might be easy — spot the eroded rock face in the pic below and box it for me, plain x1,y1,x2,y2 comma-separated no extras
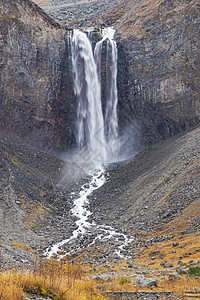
117,0,200,142
0,0,76,152
115,0,200,144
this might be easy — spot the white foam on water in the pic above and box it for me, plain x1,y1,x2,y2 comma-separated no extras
94,27,119,161
45,167,105,258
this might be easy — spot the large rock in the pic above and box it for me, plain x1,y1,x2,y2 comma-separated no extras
132,275,158,287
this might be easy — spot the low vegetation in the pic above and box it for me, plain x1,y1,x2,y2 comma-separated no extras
134,232,200,270
188,266,200,277
92,272,200,298
1,231,200,299
0,254,106,300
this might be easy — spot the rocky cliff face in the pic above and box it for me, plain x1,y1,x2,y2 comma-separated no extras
1,0,200,151
115,0,200,144
0,0,76,152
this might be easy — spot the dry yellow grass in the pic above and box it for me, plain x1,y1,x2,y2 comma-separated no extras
134,232,200,270
0,258,106,300
91,271,200,299
164,198,200,234
0,273,24,300
12,241,34,253
159,277,200,296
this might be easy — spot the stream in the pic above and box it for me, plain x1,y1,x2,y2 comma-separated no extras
45,166,134,259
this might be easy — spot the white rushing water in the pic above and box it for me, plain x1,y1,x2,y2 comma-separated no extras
45,28,134,259
45,166,134,259
45,168,106,258
94,27,119,160
71,29,107,165
71,27,119,165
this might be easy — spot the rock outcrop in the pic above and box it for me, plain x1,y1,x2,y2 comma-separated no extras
115,0,200,144
0,0,75,152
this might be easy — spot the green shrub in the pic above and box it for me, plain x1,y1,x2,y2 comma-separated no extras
119,277,131,285
188,266,200,277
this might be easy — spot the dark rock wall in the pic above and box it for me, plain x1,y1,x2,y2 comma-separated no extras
0,0,76,152
116,0,200,145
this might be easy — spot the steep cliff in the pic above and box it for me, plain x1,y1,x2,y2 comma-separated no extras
2,0,199,151
0,0,75,151
115,0,200,143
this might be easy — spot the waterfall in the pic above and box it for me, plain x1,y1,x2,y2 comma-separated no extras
70,27,119,166
94,28,119,160
45,29,133,259
71,29,106,165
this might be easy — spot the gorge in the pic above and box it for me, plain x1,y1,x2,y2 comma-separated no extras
44,27,137,259
0,0,200,298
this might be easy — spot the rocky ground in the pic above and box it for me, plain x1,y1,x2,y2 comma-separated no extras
0,126,199,272
91,126,200,237
33,0,125,26
1,1,200,299
67,126,200,270
0,129,88,269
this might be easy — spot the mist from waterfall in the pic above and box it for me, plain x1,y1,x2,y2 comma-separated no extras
70,27,120,167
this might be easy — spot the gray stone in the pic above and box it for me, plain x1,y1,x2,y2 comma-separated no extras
167,263,174,268
168,274,181,280
176,267,188,275
132,275,158,288
131,275,145,283
139,277,158,288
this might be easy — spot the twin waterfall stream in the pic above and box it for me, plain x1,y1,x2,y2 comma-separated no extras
72,27,119,164
45,28,133,259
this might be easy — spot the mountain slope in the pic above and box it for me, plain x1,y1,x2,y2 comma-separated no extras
32,0,125,25
91,126,200,240
0,129,86,268
0,126,199,267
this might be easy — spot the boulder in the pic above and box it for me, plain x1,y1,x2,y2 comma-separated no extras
132,275,158,287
